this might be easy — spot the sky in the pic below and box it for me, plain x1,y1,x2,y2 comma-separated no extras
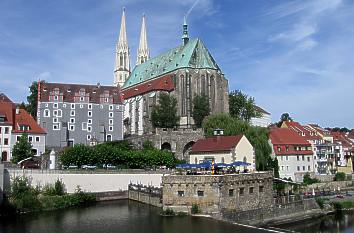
0,0,353,128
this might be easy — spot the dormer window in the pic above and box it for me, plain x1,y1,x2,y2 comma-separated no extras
19,124,30,131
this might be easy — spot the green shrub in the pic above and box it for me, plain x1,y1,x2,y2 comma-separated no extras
10,176,41,211
162,208,175,216
315,197,325,209
191,204,200,214
303,173,319,185
334,172,346,181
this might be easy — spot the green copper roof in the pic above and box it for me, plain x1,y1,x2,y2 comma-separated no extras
122,38,220,89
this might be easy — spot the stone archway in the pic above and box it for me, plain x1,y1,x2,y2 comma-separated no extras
161,142,172,151
2,151,8,162
183,141,195,160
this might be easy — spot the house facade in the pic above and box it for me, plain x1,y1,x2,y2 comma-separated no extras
37,83,124,149
250,105,271,128
0,93,46,162
189,134,255,170
269,128,314,181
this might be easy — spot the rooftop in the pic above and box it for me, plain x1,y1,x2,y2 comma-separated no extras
191,135,244,153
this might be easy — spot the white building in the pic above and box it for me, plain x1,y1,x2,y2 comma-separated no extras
250,105,271,128
0,93,46,161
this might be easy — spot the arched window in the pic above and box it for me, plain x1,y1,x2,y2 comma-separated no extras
1,151,8,162
120,53,123,66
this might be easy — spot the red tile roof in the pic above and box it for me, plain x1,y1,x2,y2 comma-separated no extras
269,128,313,155
283,121,322,140
12,109,46,134
331,132,352,148
270,128,311,145
191,135,244,153
122,75,175,99
0,93,46,134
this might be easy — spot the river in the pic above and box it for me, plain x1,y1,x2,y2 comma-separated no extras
2,200,354,233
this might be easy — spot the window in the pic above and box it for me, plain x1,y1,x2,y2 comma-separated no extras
80,97,84,102
80,104,83,108
54,96,58,101
88,111,92,117
53,118,58,123
308,165,311,171
88,119,92,124
100,105,103,109
70,110,75,116
109,105,113,110
229,189,234,197
44,109,50,117
53,124,60,130
281,166,284,171
116,105,120,110
277,147,281,152
53,103,58,108
286,156,289,161
259,186,264,193
302,155,305,161
307,157,310,162
303,166,305,171
70,118,75,124
88,104,92,110
69,125,75,131
63,104,67,108
17,136,21,141
297,166,300,171
36,137,40,142
71,104,75,109
197,190,204,197
4,138,8,145
29,136,33,142
57,109,62,117
87,126,92,132
249,187,254,194
4,127,9,134
105,98,108,103
106,134,112,141
109,119,113,125
82,122,87,130
297,156,299,161
109,112,113,118
53,110,58,116
286,146,289,152
68,140,74,147
178,191,184,197
109,126,113,131
239,187,244,195
87,135,91,140
286,166,289,171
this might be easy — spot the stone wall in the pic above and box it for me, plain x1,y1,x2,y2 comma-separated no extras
303,180,353,192
162,172,273,214
128,184,162,207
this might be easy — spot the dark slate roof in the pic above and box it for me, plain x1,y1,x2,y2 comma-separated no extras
40,82,123,104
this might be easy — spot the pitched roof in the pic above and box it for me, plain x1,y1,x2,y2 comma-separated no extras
40,82,123,104
122,38,220,89
0,93,16,126
254,105,270,115
269,128,311,145
12,109,46,134
283,121,322,140
191,135,244,153
331,132,353,148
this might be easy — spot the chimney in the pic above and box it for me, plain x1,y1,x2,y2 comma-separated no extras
16,107,20,115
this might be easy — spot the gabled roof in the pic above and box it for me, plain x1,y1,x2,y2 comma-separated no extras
254,105,270,115
269,128,311,145
191,135,244,153
40,82,123,104
331,132,353,148
123,38,220,89
0,93,15,126
283,121,322,140
12,109,46,134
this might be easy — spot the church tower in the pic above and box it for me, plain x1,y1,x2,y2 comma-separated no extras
114,8,131,87
136,14,149,65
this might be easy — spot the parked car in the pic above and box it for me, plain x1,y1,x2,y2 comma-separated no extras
82,165,97,170
22,160,40,169
68,165,78,169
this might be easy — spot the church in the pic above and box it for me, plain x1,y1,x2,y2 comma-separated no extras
115,9,229,138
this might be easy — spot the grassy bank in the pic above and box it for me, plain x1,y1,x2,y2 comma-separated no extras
0,177,96,216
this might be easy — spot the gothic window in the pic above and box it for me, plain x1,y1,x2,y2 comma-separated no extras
120,53,123,66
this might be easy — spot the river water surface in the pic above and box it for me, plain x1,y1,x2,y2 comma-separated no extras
2,200,354,233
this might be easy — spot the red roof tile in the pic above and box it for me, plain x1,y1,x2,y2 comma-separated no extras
331,132,352,148
191,135,244,153
283,121,322,140
122,75,175,99
12,109,46,134
0,93,16,126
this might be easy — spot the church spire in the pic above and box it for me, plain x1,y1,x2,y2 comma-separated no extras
114,7,131,87
182,16,189,45
136,14,149,65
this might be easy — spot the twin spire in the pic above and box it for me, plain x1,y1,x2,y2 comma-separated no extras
114,8,150,87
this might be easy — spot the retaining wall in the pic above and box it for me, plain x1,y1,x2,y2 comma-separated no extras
5,169,164,193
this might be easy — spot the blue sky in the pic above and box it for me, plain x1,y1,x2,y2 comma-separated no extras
0,0,353,128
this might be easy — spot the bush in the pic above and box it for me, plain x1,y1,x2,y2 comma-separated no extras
42,179,65,196
162,208,175,216
303,173,319,185
191,204,200,214
10,176,41,211
315,198,325,209
334,172,346,181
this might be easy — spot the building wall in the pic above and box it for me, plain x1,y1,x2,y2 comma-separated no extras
0,126,12,161
277,154,314,181
235,136,256,170
11,133,46,157
162,172,273,213
189,151,232,164
39,102,124,148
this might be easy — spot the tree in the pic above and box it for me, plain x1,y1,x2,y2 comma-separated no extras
192,94,210,128
229,90,261,122
151,92,180,128
11,133,34,164
276,112,293,127
202,113,273,171
26,80,45,119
